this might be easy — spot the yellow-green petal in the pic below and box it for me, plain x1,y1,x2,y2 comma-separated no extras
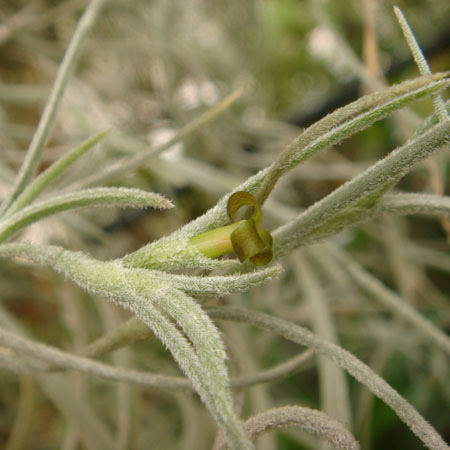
228,192,273,265
189,191,273,265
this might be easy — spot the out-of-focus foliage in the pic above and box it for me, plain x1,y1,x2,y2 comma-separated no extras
0,0,449,449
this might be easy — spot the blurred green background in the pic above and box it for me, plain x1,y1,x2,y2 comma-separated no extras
0,1,449,449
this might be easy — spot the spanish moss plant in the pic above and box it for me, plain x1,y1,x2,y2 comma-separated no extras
0,1,448,449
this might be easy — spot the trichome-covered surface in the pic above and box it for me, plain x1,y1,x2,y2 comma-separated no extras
0,1,449,449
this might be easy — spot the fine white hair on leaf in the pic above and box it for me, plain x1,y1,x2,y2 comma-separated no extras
215,406,359,450
131,264,282,296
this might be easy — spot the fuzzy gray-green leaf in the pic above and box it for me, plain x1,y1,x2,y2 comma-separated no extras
273,120,450,256
0,243,251,449
0,0,107,216
0,188,173,242
5,130,109,216
255,73,449,204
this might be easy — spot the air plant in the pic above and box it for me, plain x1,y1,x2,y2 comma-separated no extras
0,2,448,449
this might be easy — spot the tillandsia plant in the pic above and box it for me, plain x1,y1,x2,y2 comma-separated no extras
0,1,449,450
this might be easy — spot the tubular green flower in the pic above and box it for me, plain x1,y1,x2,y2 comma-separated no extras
189,191,273,265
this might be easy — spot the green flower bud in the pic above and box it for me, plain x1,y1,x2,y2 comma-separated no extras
189,191,273,265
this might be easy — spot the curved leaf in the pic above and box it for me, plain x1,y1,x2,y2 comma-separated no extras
0,188,173,242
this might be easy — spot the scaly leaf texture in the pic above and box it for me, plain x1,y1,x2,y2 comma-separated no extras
0,243,252,450
135,265,282,296
0,188,173,242
255,73,449,204
275,193,450,247
119,289,252,450
207,307,448,450
5,130,109,217
273,120,450,256
142,287,252,449
379,193,450,217
0,0,107,215
216,406,359,450
128,75,449,272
